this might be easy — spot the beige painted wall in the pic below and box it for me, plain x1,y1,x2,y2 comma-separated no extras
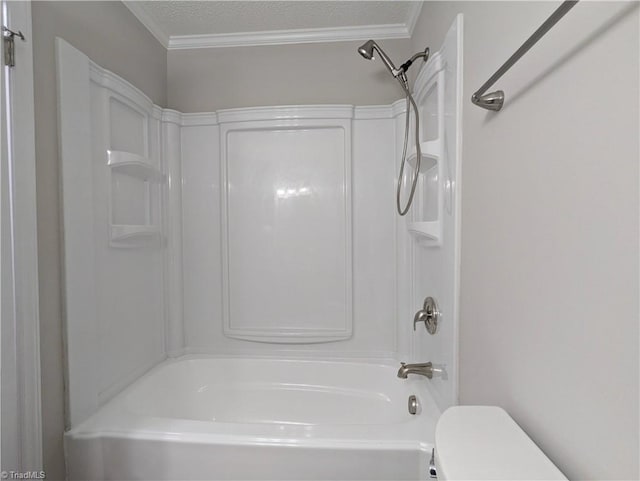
167,39,411,112
31,2,166,479
413,2,639,479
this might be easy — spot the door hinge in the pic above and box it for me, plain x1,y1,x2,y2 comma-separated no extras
2,26,25,67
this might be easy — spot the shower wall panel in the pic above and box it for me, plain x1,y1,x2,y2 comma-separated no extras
221,118,352,343
181,107,400,357
396,16,463,411
57,39,170,426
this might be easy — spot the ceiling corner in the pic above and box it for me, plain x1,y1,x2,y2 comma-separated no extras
122,1,170,48
121,1,421,51
406,1,425,37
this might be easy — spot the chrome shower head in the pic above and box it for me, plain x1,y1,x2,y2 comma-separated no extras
358,41,431,86
357,40,375,60
357,39,400,78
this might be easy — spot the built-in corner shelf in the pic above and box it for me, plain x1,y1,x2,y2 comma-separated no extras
407,139,440,173
107,150,163,247
404,49,446,247
407,221,440,241
110,224,161,243
407,140,443,244
107,150,165,183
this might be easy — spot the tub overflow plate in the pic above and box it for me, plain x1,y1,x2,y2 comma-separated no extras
408,395,419,415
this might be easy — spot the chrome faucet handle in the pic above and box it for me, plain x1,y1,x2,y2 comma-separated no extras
413,310,429,331
413,297,440,334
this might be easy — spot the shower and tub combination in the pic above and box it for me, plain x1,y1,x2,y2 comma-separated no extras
58,16,463,481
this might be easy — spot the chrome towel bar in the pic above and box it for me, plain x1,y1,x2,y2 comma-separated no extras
471,0,579,111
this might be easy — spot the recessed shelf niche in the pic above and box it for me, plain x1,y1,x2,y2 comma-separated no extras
107,150,164,247
406,53,445,246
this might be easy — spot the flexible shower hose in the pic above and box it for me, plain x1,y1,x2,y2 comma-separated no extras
396,80,421,216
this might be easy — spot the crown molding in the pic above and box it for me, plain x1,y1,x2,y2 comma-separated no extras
123,1,170,48
406,1,425,36
123,1,424,51
168,23,410,50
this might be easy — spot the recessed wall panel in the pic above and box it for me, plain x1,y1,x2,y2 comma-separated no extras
109,98,147,156
110,173,148,225
221,121,352,343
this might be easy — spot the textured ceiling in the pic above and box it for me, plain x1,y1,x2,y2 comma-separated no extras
131,1,415,36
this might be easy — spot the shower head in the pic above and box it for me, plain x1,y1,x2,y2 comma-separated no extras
357,41,430,85
357,39,401,78
357,40,375,60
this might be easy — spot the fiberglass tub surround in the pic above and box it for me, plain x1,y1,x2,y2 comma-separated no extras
57,14,462,481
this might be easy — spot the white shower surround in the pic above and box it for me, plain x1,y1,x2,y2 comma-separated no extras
219,112,354,343
58,14,461,480
59,36,410,425
180,104,401,358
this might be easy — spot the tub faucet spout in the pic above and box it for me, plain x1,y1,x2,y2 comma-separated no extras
397,362,434,379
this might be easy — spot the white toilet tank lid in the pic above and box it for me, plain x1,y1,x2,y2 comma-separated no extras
435,406,567,480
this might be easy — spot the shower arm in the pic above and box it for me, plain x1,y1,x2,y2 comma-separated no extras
398,48,430,76
394,48,430,91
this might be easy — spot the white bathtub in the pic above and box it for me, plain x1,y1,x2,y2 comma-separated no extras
65,356,439,480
